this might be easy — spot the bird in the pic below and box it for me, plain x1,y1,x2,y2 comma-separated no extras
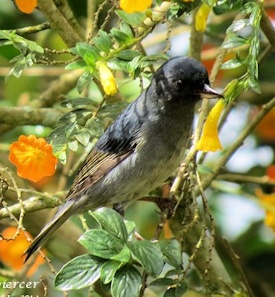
24,56,223,261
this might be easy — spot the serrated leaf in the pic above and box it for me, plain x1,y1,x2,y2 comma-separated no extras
111,266,141,297
90,208,128,241
79,229,124,259
127,241,164,277
115,10,146,26
55,254,104,290
159,239,182,268
100,260,123,284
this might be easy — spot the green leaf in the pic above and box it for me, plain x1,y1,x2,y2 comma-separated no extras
127,241,164,277
97,102,128,120
75,42,100,59
100,260,123,284
117,50,141,61
119,22,134,38
90,208,128,241
61,97,94,108
55,254,104,290
86,118,104,137
115,10,146,27
77,71,93,94
111,266,142,297
220,58,244,70
111,28,131,44
124,220,136,239
75,129,91,146
226,18,249,33
93,30,112,52
111,245,132,263
159,239,182,268
150,278,178,287
222,36,247,49
66,60,87,70
79,229,124,259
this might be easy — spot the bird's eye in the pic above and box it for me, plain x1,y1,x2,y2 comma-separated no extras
177,79,183,87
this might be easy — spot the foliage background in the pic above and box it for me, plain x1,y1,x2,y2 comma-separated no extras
1,0,275,296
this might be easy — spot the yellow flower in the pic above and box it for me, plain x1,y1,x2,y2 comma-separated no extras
120,0,152,13
255,188,275,232
97,61,117,96
196,99,225,152
9,135,58,182
195,2,212,32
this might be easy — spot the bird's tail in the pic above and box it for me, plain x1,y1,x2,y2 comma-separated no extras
24,200,74,262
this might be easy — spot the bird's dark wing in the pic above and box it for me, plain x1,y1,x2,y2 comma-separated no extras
66,93,148,200
66,150,131,200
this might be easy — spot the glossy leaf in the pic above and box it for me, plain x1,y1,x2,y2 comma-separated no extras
127,241,164,277
90,208,128,241
111,266,141,297
55,254,104,290
100,260,123,284
159,239,182,268
78,229,124,259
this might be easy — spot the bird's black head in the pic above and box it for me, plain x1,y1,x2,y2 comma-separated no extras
154,56,222,103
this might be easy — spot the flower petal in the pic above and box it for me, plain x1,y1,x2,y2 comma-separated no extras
197,100,225,152
9,135,58,182
120,0,152,13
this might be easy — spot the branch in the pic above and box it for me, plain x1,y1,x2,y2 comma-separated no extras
0,106,63,132
53,0,85,40
0,195,63,219
37,0,82,47
13,22,51,35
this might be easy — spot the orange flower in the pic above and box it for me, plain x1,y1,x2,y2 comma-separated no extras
0,227,45,276
120,0,152,13
195,3,211,32
97,61,118,96
196,99,225,152
14,0,37,14
9,135,58,182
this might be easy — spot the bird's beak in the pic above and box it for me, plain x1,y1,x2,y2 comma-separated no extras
200,84,224,99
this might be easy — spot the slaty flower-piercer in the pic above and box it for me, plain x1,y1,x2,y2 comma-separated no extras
24,56,223,261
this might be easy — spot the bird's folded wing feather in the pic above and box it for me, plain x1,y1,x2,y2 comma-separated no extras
66,149,131,200
66,94,147,200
